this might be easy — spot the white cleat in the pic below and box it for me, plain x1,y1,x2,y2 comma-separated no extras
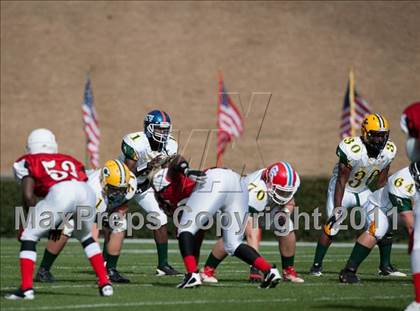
200,268,218,284
378,265,407,277
404,301,420,311
177,272,202,288
5,288,34,300
99,284,113,297
260,266,282,288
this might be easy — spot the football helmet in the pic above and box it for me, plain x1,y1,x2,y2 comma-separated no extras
144,110,172,144
26,128,58,154
361,113,389,155
101,159,132,208
409,161,420,191
263,162,300,205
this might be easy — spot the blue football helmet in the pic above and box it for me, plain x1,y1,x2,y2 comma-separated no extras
144,110,172,144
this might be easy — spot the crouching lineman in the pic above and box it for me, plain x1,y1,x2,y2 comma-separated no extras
200,161,304,284
6,129,112,299
151,155,281,288
35,159,137,283
339,162,418,283
310,113,405,277
119,110,180,276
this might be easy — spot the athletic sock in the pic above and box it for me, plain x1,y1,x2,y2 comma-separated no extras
378,238,392,267
82,238,109,287
102,243,109,262
19,240,37,290
313,241,329,266
184,255,197,273
106,254,119,270
234,244,272,273
156,242,168,267
281,255,295,269
204,252,223,270
345,242,372,271
414,273,420,303
253,257,272,273
39,249,58,271
178,232,197,273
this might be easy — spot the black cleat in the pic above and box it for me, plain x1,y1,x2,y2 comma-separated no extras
177,272,202,288
339,268,360,284
260,266,281,289
35,267,56,283
156,264,182,276
108,268,130,283
249,266,263,283
378,265,407,277
309,263,323,277
5,288,35,300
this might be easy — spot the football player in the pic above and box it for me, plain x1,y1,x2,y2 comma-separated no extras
339,162,418,283
5,129,112,300
119,110,180,276
310,114,404,277
35,159,137,283
200,162,304,284
151,155,282,289
401,102,420,162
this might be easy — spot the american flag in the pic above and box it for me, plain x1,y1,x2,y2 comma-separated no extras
217,76,244,166
82,76,100,168
340,83,371,138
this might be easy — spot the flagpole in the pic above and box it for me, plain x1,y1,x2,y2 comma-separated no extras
216,71,223,167
349,68,356,137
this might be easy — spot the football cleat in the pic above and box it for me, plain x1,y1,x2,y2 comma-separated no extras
309,263,323,277
282,266,304,283
35,267,56,283
108,268,130,283
177,272,202,288
249,266,263,283
156,264,182,276
404,301,420,311
260,266,281,289
378,265,407,277
5,288,35,300
99,284,113,297
339,269,360,284
200,267,218,283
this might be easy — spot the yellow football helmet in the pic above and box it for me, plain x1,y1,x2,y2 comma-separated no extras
101,159,132,207
361,113,390,155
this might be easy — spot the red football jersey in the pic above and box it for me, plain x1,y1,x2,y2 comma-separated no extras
152,168,196,209
13,153,88,197
402,102,420,140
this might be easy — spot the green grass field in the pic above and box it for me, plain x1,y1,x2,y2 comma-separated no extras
0,239,413,311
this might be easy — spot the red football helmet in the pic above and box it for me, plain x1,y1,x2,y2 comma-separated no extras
263,161,300,205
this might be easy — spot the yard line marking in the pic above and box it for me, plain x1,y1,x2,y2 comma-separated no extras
0,295,412,311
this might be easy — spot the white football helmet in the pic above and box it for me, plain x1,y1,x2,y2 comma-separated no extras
26,128,58,154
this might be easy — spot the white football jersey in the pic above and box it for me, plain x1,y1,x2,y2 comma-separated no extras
119,131,178,185
87,169,137,213
245,169,300,213
368,166,417,213
333,136,396,193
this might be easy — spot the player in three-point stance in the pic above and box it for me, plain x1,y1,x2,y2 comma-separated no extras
5,129,112,300
200,161,304,284
310,113,405,277
151,155,282,288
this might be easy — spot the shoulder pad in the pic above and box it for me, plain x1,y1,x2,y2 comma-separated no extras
388,167,416,199
248,179,268,213
125,172,137,200
121,132,150,161
337,137,364,165
382,140,397,162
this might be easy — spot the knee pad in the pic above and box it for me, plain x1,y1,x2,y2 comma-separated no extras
366,219,388,240
62,219,75,237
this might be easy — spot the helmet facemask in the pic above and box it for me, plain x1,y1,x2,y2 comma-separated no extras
409,161,420,191
267,184,294,205
146,122,171,144
103,184,128,208
363,130,389,157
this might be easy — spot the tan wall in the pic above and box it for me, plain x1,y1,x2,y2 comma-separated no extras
2,1,420,176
